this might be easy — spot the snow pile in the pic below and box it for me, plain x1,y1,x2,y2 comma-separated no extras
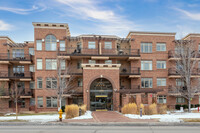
72,111,93,120
125,112,200,123
0,111,93,123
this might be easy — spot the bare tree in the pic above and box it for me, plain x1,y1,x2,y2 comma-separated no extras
171,40,200,112
0,82,6,96
9,81,23,120
47,58,79,110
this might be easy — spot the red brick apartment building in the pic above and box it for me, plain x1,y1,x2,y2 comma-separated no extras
0,22,200,112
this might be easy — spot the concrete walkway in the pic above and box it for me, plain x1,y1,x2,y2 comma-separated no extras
63,111,158,123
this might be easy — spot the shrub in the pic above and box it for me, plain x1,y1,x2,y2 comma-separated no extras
175,104,181,110
144,105,151,115
65,104,79,119
195,104,200,108
121,103,137,114
182,104,188,109
191,104,194,108
79,104,87,115
157,105,167,114
148,103,157,115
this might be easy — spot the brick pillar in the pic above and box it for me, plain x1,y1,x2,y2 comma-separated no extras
148,93,153,105
122,94,130,107
136,94,141,106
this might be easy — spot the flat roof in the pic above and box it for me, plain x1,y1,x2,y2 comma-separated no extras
32,22,70,36
182,33,200,40
126,31,176,38
0,36,15,43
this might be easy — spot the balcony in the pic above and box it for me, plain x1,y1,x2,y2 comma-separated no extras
0,89,33,98
61,70,83,78
0,53,32,64
168,85,200,96
168,68,200,78
57,47,140,58
168,50,200,60
0,71,33,81
120,67,141,78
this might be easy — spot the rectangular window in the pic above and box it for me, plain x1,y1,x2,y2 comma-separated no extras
88,41,96,49
176,97,185,103
176,79,184,86
37,59,42,70
78,78,83,87
20,99,25,108
37,97,43,108
13,66,24,73
141,78,152,88
46,78,57,89
60,41,65,51
141,42,152,53
199,44,200,53
29,65,35,72
89,60,96,64
105,42,112,49
37,78,42,89
156,43,166,51
157,78,166,86
77,60,82,69
157,61,166,69
29,48,34,55
46,59,57,70
198,61,200,68
105,60,112,64
12,49,24,58
36,40,42,51
46,97,57,108
157,95,167,104
141,61,152,70
60,60,65,70
30,81,35,89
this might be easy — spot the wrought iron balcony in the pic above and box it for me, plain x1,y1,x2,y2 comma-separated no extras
168,50,200,59
0,71,33,79
120,67,141,75
0,53,32,61
168,68,200,76
58,47,140,57
0,89,33,97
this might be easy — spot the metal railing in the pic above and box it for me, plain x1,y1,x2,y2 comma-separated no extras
168,50,200,58
120,67,140,75
0,71,33,79
0,53,32,61
168,68,200,75
58,47,140,56
1,89,33,96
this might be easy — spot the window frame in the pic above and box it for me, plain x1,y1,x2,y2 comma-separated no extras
37,78,43,89
141,61,152,70
156,43,166,51
104,42,112,49
59,40,65,51
88,41,96,49
46,97,57,108
157,95,167,104
105,60,112,64
176,97,185,103
46,77,57,89
157,78,166,86
141,78,153,88
37,96,43,108
45,35,57,51
36,40,42,51
141,42,152,53
156,61,166,69
37,59,43,70
45,59,57,70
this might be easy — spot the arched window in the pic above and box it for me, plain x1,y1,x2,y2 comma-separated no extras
45,35,57,51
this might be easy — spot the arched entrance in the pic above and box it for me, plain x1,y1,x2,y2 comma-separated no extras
90,78,113,111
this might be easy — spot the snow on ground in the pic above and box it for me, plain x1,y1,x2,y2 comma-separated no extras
72,111,93,120
0,111,93,123
125,112,200,123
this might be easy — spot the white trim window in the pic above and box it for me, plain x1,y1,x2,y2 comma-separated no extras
105,42,112,49
36,40,42,51
37,78,42,89
157,95,167,104
46,59,57,70
141,78,152,88
88,41,96,49
37,97,43,108
30,81,35,89
46,78,57,89
156,43,166,51
176,97,185,103
89,60,96,64
141,42,152,53
46,97,57,108
29,48,34,55
45,35,57,51
78,78,83,87
29,65,35,72
105,60,112,64
37,59,42,70
141,61,152,70
60,41,65,51
157,78,166,86
60,60,65,70
157,61,166,69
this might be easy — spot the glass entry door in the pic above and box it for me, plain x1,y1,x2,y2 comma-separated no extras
90,78,113,111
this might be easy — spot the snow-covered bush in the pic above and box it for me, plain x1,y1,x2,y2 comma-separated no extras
65,104,79,119
122,103,137,114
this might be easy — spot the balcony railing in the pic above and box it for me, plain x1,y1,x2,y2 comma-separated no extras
1,89,33,96
0,53,32,61
120,67,140,75
61,69,83,76
168,68,200,76
120,85,140,90
168,50,200,58
0,71,33,79
58,47,140,56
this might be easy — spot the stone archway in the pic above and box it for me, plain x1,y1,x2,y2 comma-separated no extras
90,78,113,111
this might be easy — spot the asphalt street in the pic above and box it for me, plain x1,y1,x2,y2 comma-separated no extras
0,125,200,133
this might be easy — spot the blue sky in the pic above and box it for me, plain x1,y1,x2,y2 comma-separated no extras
0,0,200,42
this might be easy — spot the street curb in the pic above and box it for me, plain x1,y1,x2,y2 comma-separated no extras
1,122,200,126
